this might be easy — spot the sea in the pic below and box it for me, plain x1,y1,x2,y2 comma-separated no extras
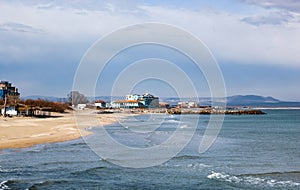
0,109,299,189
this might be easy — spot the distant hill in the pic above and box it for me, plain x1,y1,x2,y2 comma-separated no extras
227,95,279,103
162,95,300,107
226,95,300,107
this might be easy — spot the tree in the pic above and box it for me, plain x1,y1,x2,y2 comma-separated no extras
67,91,88,106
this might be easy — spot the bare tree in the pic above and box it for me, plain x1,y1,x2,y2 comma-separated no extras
67,91,88,106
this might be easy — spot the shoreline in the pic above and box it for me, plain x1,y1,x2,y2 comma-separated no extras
0,107,294,152
0,110,126,151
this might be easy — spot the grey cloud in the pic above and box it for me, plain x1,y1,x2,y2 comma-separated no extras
243,0,300,13
0,22,46,34
241,11,294,26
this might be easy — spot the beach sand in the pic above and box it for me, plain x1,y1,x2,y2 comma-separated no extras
0,110,125,151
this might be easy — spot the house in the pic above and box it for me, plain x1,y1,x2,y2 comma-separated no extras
140,93,159,108
111,93,159,108
94,100,106,108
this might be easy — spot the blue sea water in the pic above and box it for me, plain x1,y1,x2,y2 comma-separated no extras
0,109,299,189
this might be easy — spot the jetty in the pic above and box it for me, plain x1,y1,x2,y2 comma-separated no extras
165,108,265,115
97,108,266,115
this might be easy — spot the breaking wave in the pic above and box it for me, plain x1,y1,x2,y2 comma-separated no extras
0,181,9,190
207,171,300,188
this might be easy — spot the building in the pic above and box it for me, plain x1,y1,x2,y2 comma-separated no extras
94,100,107,108
1,81,20,116
111,100,141,108
126,94,140,101
77,104,87,110
178,101,199,108
1,106,18,116
111,93,159,108
0,81,20,101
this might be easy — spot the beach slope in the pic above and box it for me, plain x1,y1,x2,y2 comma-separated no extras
0,111,119,150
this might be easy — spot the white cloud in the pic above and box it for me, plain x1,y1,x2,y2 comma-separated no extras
0,1,300,68
139,5,300,67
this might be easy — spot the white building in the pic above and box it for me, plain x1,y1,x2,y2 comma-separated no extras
94,100,106,108
77,104,86,110
111,100,140,108
111,93,159,108
178,101,199,108
1,106,18,116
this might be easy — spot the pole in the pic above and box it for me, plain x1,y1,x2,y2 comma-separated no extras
3,94,7,117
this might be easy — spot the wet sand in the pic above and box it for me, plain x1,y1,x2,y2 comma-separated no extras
0,110,125,151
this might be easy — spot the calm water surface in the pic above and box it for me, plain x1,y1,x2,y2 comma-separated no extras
0,109,299,189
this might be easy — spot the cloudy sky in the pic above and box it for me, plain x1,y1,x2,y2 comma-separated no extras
1,0,300,101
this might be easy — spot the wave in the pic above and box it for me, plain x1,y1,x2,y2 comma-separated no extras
0,166,17,173
165,119,180,123
187,162,210,169
40,160,90,166
70,142,87,146
0,180,27,190
28,180,70,189
207,171,300,188
179,125,190,129
173,155,201,160
0,181,9,190
71,166,111,176
161,162,211,170
242,171,300,177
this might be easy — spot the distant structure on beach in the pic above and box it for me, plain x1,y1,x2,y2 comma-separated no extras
111,93,159,108
0,81,20,116
0,81,20,101
177,101,199,108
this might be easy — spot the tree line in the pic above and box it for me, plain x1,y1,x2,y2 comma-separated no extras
1,91,88,113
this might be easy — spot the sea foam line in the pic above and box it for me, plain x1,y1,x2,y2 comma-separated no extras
0,181,9,190
207,171,300,187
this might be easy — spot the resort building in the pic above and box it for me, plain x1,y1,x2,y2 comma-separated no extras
0,81,20,101
111,100,141,108
111,93,159,108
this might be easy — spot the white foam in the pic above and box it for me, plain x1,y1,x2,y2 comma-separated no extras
0,166,16,173
179,125,190,129
207,171,300,187
0,181,9,190
187,163,210,169
166,119,180,123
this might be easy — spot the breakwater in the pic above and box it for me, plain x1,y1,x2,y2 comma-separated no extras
165,108,266,115
100,108,266,115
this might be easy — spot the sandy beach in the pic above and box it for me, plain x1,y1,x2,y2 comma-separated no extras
0,110,124,151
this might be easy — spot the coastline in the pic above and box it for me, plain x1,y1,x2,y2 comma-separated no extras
0,110,124,151
0,107,289,151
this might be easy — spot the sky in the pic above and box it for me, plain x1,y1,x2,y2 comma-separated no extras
0,0,300,101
